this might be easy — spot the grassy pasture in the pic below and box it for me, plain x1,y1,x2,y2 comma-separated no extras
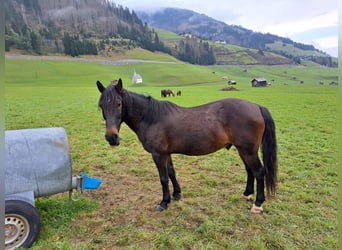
5,58,338,249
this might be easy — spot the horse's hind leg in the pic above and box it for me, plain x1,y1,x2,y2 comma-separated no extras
236,147,265,213
228,144,254,201
167,156,181,200
242,168,254,201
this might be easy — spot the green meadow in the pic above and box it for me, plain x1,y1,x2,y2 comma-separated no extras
5,58,338,249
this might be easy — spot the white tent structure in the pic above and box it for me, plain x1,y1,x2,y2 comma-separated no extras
132,70,143,84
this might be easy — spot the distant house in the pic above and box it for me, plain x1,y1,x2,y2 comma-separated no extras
132,70,142,84
251,78,269,87
179,32,192,38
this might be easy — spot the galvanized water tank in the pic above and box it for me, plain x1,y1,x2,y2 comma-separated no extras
5,127,72,197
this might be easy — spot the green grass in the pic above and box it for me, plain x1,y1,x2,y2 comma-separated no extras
5,58,338,249
156,28,184,41
127,48,180,62
266,41,328,57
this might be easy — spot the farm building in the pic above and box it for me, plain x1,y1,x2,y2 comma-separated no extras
251,78,269,87
132,70,143,84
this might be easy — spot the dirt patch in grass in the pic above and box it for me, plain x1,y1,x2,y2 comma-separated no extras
78,155,250,248
220,86,239,91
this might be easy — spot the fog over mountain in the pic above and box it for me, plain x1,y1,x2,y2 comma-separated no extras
113,0,338,57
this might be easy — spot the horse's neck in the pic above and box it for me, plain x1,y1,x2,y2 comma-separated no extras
123,91,177,134
122,91,146,133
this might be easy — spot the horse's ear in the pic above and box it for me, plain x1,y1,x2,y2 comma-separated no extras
97,80,105,93
115,78,123,93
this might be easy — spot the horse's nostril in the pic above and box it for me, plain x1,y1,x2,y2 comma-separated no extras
105,134,120,146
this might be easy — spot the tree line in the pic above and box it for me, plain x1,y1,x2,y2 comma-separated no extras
62,33,97,57
5,29,43,55
176,37,216,65
5,0,217,65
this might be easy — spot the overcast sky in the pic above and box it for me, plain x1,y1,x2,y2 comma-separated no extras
111,0,338,57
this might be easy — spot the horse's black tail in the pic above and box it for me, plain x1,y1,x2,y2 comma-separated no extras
259,106,278,197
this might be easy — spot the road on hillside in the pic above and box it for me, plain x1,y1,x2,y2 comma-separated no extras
5,54,178,65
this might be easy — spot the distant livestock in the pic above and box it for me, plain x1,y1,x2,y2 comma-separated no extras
161,89,175,97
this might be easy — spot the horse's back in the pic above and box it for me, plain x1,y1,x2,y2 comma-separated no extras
150,98,265,155
223,98,263,117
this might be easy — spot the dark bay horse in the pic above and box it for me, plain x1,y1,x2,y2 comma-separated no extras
96,78,277,213
161,89,174,97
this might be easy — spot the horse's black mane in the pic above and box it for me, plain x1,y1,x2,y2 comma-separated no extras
127,91,177,124
99,84,178,125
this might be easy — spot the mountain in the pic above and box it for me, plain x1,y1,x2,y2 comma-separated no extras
5,0,167,56
5,1,336,66
138,8,336,67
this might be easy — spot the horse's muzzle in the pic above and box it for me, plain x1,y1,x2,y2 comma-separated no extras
105,133,120,146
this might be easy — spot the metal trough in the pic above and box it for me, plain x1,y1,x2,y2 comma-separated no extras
5,127,102,249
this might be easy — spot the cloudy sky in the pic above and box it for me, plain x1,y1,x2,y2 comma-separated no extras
111,0,338,57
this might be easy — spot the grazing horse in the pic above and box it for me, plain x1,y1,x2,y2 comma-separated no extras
161,89,174,97
97,78,278,213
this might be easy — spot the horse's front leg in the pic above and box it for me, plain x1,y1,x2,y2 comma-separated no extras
167,156,181,200
152,153,171,211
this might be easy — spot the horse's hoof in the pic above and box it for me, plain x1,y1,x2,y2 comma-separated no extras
156,204,167,212
250,204,263,214
172,194,181,201
242,194,253,201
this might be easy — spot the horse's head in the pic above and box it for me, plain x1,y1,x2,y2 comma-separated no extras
97,78,124,146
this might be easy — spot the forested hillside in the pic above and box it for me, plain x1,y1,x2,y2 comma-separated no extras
5,0,169,57
139,8,337,67
5,0,336,66
5,0,217,65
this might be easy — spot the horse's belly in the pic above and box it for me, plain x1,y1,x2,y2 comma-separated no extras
172,135,228,156
175,147,220,156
